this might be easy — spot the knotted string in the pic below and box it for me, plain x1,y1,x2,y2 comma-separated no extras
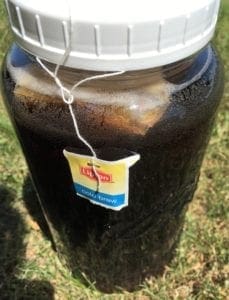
36,7,125,189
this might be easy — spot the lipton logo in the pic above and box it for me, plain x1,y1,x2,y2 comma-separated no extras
80,167,112,183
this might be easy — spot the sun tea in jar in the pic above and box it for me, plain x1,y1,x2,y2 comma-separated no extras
1,0,224,292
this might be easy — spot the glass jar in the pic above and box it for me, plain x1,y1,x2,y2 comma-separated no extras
1,42,223,291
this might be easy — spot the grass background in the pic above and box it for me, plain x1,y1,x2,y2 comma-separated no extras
0,0,228,299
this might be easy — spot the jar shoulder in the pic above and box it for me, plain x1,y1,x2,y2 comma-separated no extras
1,44,224,143
4,44,223,104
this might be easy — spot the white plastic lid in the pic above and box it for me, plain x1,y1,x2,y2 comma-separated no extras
5,0,220,71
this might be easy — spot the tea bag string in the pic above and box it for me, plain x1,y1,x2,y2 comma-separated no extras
36,12,125,188
35,57,124,187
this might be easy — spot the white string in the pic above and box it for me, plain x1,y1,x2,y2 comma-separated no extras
70,71,125,94
36,56,124,189
35,15,125,190
35,0,125,189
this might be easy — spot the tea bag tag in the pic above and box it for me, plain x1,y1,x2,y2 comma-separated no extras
64,149,140,211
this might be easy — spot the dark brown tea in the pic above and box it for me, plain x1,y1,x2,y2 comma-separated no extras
1,44,223,292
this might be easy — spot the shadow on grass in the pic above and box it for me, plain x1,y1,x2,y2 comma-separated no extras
22,176,56,250
0,185,54,300
22,175,92,290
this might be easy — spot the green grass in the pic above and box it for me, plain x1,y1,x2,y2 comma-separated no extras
0,0,228,299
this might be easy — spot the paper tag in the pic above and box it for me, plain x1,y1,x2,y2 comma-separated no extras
63,149,140,210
